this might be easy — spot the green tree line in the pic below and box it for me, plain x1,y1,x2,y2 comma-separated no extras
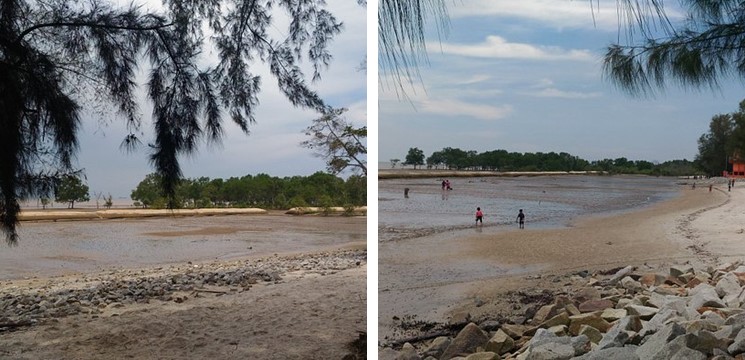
130,172,366,210
399,147,700,177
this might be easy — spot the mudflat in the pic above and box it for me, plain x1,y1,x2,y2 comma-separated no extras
0,213,366,359
379,181,732,343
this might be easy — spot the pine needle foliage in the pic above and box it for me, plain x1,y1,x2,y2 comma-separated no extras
604,0,745,96
0,0,344,245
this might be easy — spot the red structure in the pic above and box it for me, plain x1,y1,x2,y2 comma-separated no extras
728,154,745,178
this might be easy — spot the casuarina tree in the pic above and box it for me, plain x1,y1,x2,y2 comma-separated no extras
0,0,346,244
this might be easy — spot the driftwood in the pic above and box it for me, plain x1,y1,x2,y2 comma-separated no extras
386,330,453,348
0,320,33,330
193,289,228,294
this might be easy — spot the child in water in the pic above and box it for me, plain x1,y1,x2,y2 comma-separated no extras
475,207,483,225
516,209,525,229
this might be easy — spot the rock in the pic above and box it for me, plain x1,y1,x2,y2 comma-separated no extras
525,342,575,360
502,324,532,339
378,348,400,360
578,325,603,344
464,352,498,360
639,273,666,287
398,343,422,360
485,329,514,355
728,328,745,355
579,299,614,313
601,308,627,322
597,316,641,350
635,322,685,360
607,266,636,286
573,346,640,360
670,265,694,278
568,312,611,336
533,304,560,324
682,330,729,355
644,335,707,360
688,284,726,310
574,287,601,304
441,323,489,360
547,325,568,337
620,277,645,293
422,336,451,358
639,308,680,337
625,305,659,320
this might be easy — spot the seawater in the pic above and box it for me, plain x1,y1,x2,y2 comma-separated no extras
378,175,680,242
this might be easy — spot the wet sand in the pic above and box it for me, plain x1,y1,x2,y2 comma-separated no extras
2,212,365,280
379,182,732,342
1,213,367,359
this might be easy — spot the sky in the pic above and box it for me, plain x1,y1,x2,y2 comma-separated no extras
378,0,745,167
73,0,366,199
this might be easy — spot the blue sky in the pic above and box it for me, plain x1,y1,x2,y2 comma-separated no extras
378,0,744,166
73,0,366,198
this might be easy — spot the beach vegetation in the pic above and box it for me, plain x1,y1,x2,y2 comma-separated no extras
404,147,426,169
54,175,90,209
402,147,701,176
301,108,367,176
131,172,366,210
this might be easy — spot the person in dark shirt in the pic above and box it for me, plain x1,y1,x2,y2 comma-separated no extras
516,209,525,229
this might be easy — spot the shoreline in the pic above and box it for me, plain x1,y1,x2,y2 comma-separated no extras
379,169,604,179
379,182,731,343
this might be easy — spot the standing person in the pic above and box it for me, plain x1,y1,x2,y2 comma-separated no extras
475,207,483,226
445,179,452,190
441,180,446,191
516,209,525,229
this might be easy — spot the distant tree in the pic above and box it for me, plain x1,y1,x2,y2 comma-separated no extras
40,198,50,210
404,147,425,169
696,114,733,176
104,194,113,209
390,159,401,168
130,173,165,208
55,175,89,209
302,108,367,175
1,0,348,245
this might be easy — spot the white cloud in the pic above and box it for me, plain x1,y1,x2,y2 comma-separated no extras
526,88,602,99
458,75,492,85
448,0,684,31
417,98,513,120
433,36,595,61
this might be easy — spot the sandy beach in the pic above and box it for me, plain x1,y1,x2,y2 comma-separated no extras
0,212,366,359
379,179,737,344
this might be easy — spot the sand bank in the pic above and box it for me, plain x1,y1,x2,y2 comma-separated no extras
379,169,602,179
379,182,734,342
17,208,268,221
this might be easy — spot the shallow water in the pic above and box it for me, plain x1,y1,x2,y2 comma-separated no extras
378,175,679,241
0,215,365,280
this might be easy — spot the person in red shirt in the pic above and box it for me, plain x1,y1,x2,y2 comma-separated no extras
475,207,483,225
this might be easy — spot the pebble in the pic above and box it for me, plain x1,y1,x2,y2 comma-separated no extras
0,249,366,330
382,260,745,360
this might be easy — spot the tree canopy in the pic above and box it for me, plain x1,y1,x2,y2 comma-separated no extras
54,175,90,209
1,0,346,244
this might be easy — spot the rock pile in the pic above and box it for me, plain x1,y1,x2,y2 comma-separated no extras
381,261,745,359
0,249,365,331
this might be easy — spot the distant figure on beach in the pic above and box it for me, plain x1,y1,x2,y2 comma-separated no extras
404,188,410,198
445,179,452,190
475,207,483,226
516,209,525,229
692,183,696,189
441,180,446,191
709,184,713,192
